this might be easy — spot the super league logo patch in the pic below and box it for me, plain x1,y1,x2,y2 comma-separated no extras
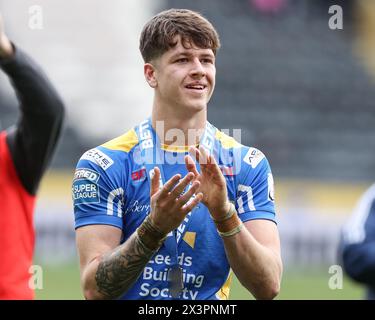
74,168,100,183
72,168,101,206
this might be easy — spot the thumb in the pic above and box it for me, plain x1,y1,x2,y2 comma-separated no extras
150,167,160,196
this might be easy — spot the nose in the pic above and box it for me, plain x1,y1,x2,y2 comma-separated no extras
190,58,205,78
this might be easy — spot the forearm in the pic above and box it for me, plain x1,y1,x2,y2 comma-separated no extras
1,43,64,194
0,44,64,117
83,232,154,300
222,229,282,300
83,216,167,300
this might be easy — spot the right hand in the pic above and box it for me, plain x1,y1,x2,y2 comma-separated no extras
149,167,203,235
0,13,14,58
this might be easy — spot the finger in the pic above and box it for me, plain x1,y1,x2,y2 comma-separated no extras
199,145,209,165
189,146,200,163
181,192,203,215
159,173,181,198
208,154,223,175
150,167,161,196
170,172,195,198
209,154,216,164
184,155,199,177
176,180,200,206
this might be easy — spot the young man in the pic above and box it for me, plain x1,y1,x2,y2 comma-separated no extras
73,9,282,300
0,14,65,299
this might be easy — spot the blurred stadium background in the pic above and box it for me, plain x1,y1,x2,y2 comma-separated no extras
1,0,374,299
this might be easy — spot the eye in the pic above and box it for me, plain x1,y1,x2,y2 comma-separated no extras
201,58,214,64
175,58,188,63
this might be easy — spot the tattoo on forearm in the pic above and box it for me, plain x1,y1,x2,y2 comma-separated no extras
95,233,155,299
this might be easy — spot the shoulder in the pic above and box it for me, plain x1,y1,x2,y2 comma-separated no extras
240,146,269,170
214,127,270,171
79,128,139,165
72,130,139,213
358,184,375,206
101,128,139,154
75,128,140,183
214,129,242,149
342,183,375,244
348,183,375,223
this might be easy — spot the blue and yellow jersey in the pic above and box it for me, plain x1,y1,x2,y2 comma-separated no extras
72,121,276,300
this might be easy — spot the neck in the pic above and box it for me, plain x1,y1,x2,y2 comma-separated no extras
152,105,207,146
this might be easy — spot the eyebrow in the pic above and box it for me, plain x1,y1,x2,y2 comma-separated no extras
170,51,215,60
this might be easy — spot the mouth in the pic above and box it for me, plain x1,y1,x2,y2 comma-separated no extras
184,84,207,92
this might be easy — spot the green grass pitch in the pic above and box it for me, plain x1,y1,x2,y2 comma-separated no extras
33,261,365,300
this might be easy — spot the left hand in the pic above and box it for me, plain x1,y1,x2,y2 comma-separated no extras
185,146,230,220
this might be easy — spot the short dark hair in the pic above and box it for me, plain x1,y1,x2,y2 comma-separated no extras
139,8,221,62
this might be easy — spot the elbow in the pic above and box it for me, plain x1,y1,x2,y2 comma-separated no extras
82,279,125,300
83,285,110,300
253,259,283,300
82,274,108,300
248,267,282,300
84,290,111,300
82,279,102,300
55,97,65,119
253,280,280,300
262,283,280,300
84,288,100,300
50,97,65,123
43,95,66,124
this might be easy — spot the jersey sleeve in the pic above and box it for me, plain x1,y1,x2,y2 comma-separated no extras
1,44,65,195
72,147,126,230
235,147,276,224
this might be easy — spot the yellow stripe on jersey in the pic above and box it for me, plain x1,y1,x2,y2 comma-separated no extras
101,128,240,153
215,271,233,300
215,130,241,149
101,128,139,152
160,143,195,153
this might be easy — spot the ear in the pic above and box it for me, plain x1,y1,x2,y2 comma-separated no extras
144,63,157,88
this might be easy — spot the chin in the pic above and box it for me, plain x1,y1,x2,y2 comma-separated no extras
187,103,206,112
187,98,208,109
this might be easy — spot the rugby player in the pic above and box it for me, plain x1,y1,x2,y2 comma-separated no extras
73,9,282,300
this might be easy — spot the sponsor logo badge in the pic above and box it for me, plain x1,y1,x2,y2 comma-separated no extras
81,148,114,170
74,168,100,183
72,168,101,206
243,148,265,169
124,200,151,215
131,168,146,182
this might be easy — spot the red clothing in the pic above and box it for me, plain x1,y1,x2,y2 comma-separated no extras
0,132,36,299
0,45,64,299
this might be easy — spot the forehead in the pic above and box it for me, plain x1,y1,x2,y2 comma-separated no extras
163,36,215,59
